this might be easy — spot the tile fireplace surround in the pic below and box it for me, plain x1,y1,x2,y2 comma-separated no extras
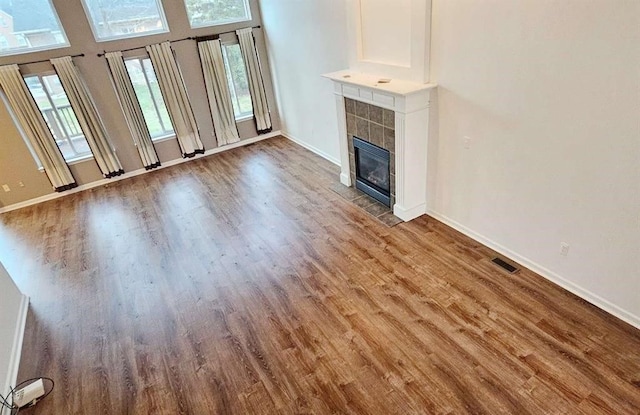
345,98,396,207
324,70,437,221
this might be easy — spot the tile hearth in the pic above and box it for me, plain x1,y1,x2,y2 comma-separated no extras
329,182,403,227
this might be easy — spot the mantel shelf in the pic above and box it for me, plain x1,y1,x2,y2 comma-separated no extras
323,70,437,97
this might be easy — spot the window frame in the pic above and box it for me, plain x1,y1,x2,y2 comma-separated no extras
0,0,70,57
124,56,175,142
24,72,94,165
80,0,170,42
185,0,252,29
220,41,253,121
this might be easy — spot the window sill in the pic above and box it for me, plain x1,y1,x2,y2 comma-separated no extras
235,114,254,123
68,154,95,165
37,154,94,172
0,41,70,57
151,134,176,144
92,28,170,43
189,17,252,30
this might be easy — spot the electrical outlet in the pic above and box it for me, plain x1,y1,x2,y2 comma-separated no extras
560,242,570,256
18,181,25,187
2,184,10,192
463,136,471,149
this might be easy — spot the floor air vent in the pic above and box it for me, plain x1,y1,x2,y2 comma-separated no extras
492,257,519,274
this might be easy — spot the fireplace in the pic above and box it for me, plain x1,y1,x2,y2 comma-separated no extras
353,137,391,206
324,70,436,221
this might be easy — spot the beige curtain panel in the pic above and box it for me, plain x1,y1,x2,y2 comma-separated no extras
51,56,124,178
146,42,204,157
198,39,240,146
0,64,77,192
236,28,272,134
105,51,160,170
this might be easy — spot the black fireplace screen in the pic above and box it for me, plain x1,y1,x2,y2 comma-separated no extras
353,136,391,207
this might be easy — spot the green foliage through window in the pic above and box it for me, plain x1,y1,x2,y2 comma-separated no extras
124,58,174,140
222,43,253,119
185,0,251,28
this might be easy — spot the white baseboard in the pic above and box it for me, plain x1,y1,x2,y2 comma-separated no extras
0,132,281,214
426,209,640,330
2,294,28,415
394,202,427,222
340,173,351,186
281,131,341,166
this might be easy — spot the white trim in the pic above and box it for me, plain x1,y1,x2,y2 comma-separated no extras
340,173,351,187
2,294,28,415
281,131,341,166
346,0,431,83
394,202,426,222
151,134,176,144
0,131,281,214
426,209,640,330
190,16,252,30
67,154,95,166
235,114,254,122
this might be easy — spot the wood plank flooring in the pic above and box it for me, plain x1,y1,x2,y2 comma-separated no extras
0,136,638,414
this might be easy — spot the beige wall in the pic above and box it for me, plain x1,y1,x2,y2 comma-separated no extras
0,0,279,207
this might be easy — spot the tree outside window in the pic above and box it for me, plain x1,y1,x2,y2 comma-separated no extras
185,0,251,28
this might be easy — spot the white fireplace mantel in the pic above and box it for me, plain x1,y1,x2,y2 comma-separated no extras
323,70,437,222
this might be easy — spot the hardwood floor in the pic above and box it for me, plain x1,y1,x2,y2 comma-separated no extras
0,136,638,414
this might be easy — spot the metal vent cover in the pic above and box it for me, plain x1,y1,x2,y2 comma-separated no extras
492,257,519,274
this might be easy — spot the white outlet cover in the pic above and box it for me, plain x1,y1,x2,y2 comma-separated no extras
463,136,471,149
2,184,10,192
560,242,570,256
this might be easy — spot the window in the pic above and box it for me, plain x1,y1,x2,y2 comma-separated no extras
221,43,252,120
124,57,174,140
184,0,251,28
81,0,168,41
0,0,69,56
24,74,92,163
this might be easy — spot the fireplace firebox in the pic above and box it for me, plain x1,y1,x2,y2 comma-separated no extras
353,136,391,207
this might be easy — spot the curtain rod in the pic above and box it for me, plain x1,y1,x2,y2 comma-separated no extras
15,53,85,66
97,25,261,57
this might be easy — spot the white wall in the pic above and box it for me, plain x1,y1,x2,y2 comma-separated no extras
0,262,28,411
359,0,413,67
347,0,432,83
429,0,640,326
260,0,640,327
259,0,350,163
